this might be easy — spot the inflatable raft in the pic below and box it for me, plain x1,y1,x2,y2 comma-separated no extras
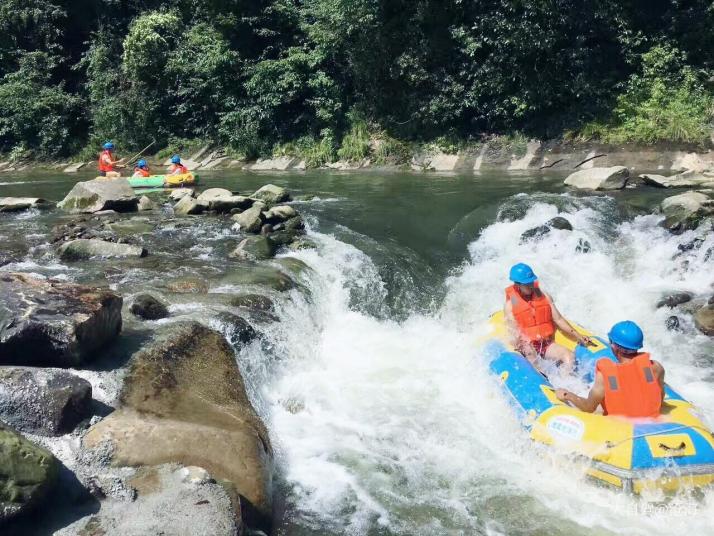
486,310,714,493
127,172,198,188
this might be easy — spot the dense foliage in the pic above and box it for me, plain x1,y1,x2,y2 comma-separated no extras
1,0,713,158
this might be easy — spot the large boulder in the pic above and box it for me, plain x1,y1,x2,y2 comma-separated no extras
0,197,52,213
173,195,205,216
0,367,92,435
57,239,147,260
169,188,194,202
137,195,155,211
231,204,264,233
0,421,59,522
640,173,705,188
58,178,138,213
564,166,630,190
130,294,169,320
250,184,290,204
83,322,273,530
694,305,714,335
263,205,297,224
230,236,277,261
210,196,253,213
0,273,122,367
660,191,713,233
196,188,233,204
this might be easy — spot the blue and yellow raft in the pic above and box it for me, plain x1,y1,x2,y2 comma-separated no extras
486,310,714,493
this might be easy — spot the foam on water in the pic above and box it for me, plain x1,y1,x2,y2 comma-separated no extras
244,193,714,535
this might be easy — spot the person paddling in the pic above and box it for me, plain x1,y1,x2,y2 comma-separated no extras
168,155,188,175
555,321,665,417
132,159,151,178
505,263,592,370
98,142,122,177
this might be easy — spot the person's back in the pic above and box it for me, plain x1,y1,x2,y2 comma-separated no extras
168,154,188,175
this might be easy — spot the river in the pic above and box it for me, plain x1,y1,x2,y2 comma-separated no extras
1,169,713,535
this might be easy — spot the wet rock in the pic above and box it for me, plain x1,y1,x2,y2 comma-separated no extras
249,157,299,171
83,322,272,530
196,188,233,204
232,204,265,233
640,173,703,188
0,197,53,212
677,237,705,254
266,230,298,247
58,238,147,260
575,238,591,253
169,188,194,201
216,312,259,346
173,195,205,216
251,184,290,204
0,367,92,435
661,191,713,233
0,273,122,367
210,195,253,213
546,216,573,231
58,178,138,214
694,304,714,335
62,464,240,536
107,218,154,236
283,216,306,233
165,277,209,294
564,166,630,190
219,265,296,292
229,294,275,312
130,294,169,320
0,421,59,522
263,205,297,224
520,225,550,242
260,224,274,236
274,257,312,278
230,236,277,261
289,237,318,251
665,315,682,332
137,195,155,211
656,292,694,309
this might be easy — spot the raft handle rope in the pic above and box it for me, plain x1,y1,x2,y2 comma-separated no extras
604,424,714,450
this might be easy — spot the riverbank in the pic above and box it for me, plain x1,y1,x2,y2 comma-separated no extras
4,139,714,176
1,170,713,535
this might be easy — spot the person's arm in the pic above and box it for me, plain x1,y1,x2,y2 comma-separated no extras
504,299,520,346
653,360,666,402
548,295,593,347
555,372,605,413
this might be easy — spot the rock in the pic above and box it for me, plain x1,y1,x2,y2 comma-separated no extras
0,273,122,367
546,216,573,231
640,173,701,188
656,292,693,309
694,305,714,335
575,238,591,253
173,195,205,216
137,195,155,211
265,230,297,247
520,225,550,242
665,315,682,332
251,184,290,204
63,162,85,173
709,295,714,305
210,196,253,213
263,205,297,223
260,224,274,236
250,157,298,171
130,294,169,320
0,421,59,522
283,215,306,232
83,322,272,529
219,266,296,292
0,367,92,435
169,188,194,201
196,188,233,204
58,178,138,213
107,218,154,236
166,277,209,294
229,294,275,312
58,239,147,260
564,166,630,190
289,237,318,251
216,312,259,346
661,191,712,233
0,197,52,212
61,464,239,536
232,204,265,233
230,236,277,261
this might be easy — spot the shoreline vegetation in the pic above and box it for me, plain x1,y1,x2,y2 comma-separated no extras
2,4,714,168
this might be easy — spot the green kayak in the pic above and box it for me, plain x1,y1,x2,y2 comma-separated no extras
127,172,198,188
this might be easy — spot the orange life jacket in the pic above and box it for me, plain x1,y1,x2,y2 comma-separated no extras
505,282,555,342
98,150,115,172
133,167,150,177
596,353,662,418
169,163,188,175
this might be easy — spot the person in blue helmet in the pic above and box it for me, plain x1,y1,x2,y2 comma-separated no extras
167,155,188,175
505,262,592,370
98,142,122,177
555,321,665,417
132,159,150,178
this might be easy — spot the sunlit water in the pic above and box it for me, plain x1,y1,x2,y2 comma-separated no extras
1,170,713,535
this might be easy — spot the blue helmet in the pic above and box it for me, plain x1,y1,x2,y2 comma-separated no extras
103,142,115,150
608,321,644,351
171,154,181,164
509,263,537,285
137,159,148,169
